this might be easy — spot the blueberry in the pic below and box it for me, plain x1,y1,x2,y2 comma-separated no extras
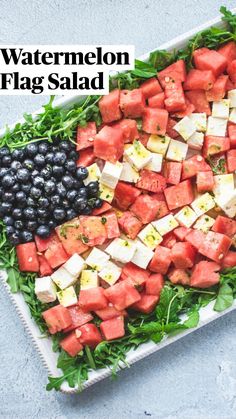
6,225,15,236
53,207,66,221
31,169,40,177
81,205,92,215
0,202,12,214
37,208,49,218
38,142,49,155
11,160,22,171
32,176,44,188
30,187,41,199
52,165,64,179
26,220,38,232
19,230,33,243
77,187,87,198
0,167,10,178
62,175,74,189
25,143,38,157
12,148,25,161
36,225,50,238
8,232,20,246
41,166,52,180
48,220,56,229
0,186,3,198
2,155,12,167
69,150,78,160
37,216,47,225
3,191,15,203
66,208,77,220
3,216,14,226
87,181,99,196
73,197,87,211
11,183,21,193
21,183,31,194
0,146,10,158
17,168,30,183
65,160,77,173
34,154,45,168
38,197,49,208
54,152,67,166
56,182,67,198
45,152,54,164
23,207,36,220
76,166,88,180
62,199,70,209
50,194,61,206
14,220,24,230
15,191,27,203
73,179,83,190
23,159,34,171
12,208,22,220
44,180,56,195
94,198,103,208
67,189,78,202
59,140,72,152
26,197,37,207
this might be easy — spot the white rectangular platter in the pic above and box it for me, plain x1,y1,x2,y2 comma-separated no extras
1,9,236,394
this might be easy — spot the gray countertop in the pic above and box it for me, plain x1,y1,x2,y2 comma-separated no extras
0,1,236,418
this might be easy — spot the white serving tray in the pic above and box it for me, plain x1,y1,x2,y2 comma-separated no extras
1,9,236,394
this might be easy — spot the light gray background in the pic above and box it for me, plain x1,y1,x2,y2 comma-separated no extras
0,1,236,418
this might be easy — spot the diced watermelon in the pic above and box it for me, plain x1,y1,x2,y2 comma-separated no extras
171,242,196,269
100,316,125,340
206,75,229,102
168,268,190,285
173,227,191,241
149,245,171,274
121,262,150,286
221,251,236,269
193,48,227,77
228,124,236,148
158,59,187,88
199,231,232,262
44,242,69,269
92,201,112,215
164,179,194,210
136,170,167,193
164,80,186,112
113,119,139,143
16,242,39,272
196,170,214,192
185,229,206,249
76,121,97,151
182,155,211,180
171,98,195,118
185,90,211,115
113,182,141,210
118,211,142,239
55,219,88,256
38,255,53,277
63,306,93,333
142,107,168,135
104,211,120,239
227,60,236,83
79,287,108,311
60,331,83,357
190,261,220,288
80,216,107,246
95,305,127,321
140,77,162,98
226,78,235,91
218,41,236,64
166,117,179,138
131,293,159,314
163,161,182,185
77,323,102,348
120,89,145,118
76,147,95,167
227,149,236,173
161,231,177,249
35,232,59,252
145,273,164,296
99,89,122,123
94,125,124,163
104,281,141,310
183,69,215,91
42,305,72,334
212,215,236,238
203,136,230,158
148,92,165,108
130,194,169,224
139,131,149,147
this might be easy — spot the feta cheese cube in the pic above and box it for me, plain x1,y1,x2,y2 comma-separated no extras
85,247,110,271
51,267,77,290
80,270,98,290
100,161,123,189
144,152,163,172
189,113,207,132
175,206,198,228
213,174,235,197
212,99,230,119
206,116,227,137
138,224,162,250
105,238,137,263
193,214,215,232
174,116,196,141
57,286,77,307
166,139,188,162
190,192,215,216
63,253,85,277
187,132,204,150
228,89,236,107
83,163,101,186
99,183,114,203
99,261,121,285
124,140,152,170
215,190,236,218
120,161,140,183
131,240,154,269
147,135,170,156
229,108,236,124
152,214,179,235
35,276,57,303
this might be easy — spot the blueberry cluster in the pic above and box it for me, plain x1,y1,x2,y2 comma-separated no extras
0,140,102,245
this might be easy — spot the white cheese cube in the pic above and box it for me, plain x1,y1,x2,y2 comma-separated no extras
174,116,196,141
131,240,154,269
35,276,57,303
166,139,188,162
212,99,230,119
193,214,215,232
57,286,77,307
124,140,152,170
187,132,204,150
144,153,163,172
120,161,140,183
63,254,85,277
215,190,236,218
99,183,114,203
147,135,170,156
190,193,215,216
138,224,162,250
189,113,207,132
99,261,121,285
80,270,98,290
229,108,236,124
213,174,235,197
51,267,77,290
152,214,179,235
174,206,198,228
228,89,236,107
85,247,110,271
83,163,101,186
100,161,123,189
206,116,227,137
105,238,137,263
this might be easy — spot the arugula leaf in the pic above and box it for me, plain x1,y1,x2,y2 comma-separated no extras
6,268,19,293
214,283,234,312
131,59,157,78
183,310,200,328
220,6,236,34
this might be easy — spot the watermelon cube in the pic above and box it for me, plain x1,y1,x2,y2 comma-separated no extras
100,316,125,340
94,125,124,163
149,245,171,274
60,331,83,357
99,89,122,123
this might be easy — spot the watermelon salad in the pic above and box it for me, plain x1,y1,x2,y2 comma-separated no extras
1,6,236,392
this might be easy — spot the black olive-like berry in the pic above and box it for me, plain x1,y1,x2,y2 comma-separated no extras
8,232,20,245
23,159,34,171
53,207,66,221
65,160,77,173
38,142,49,155
54,152,67,166
94,198,103,208
59,140,72,152
12,148,25,161
11,160,22,171
3,216,14,226
38,197,49,208
77,187,87,198
50,194,61,206
69,150,78,160
15,191,27,203
66,208,77,220
12,208,22,220
32,176,45,188
14,220,24,230
19,230,33,243
41,166,52,180
0,146,10,158
21,183,32,194
44,180,56,195
26,221,38,231
6,225,15,236
34,154,45,168
37,208,49,218
2,155,12,167
2,191,15,203
30,187,41,199
23,207,36,220
67,189,78,202
11,183,21,193
52,165,64,179
76,166,88,180
36,225,50,238
56,182,67,198
0,202,12,214
25,143,38,157
17,168,30,183
73,197,87,211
